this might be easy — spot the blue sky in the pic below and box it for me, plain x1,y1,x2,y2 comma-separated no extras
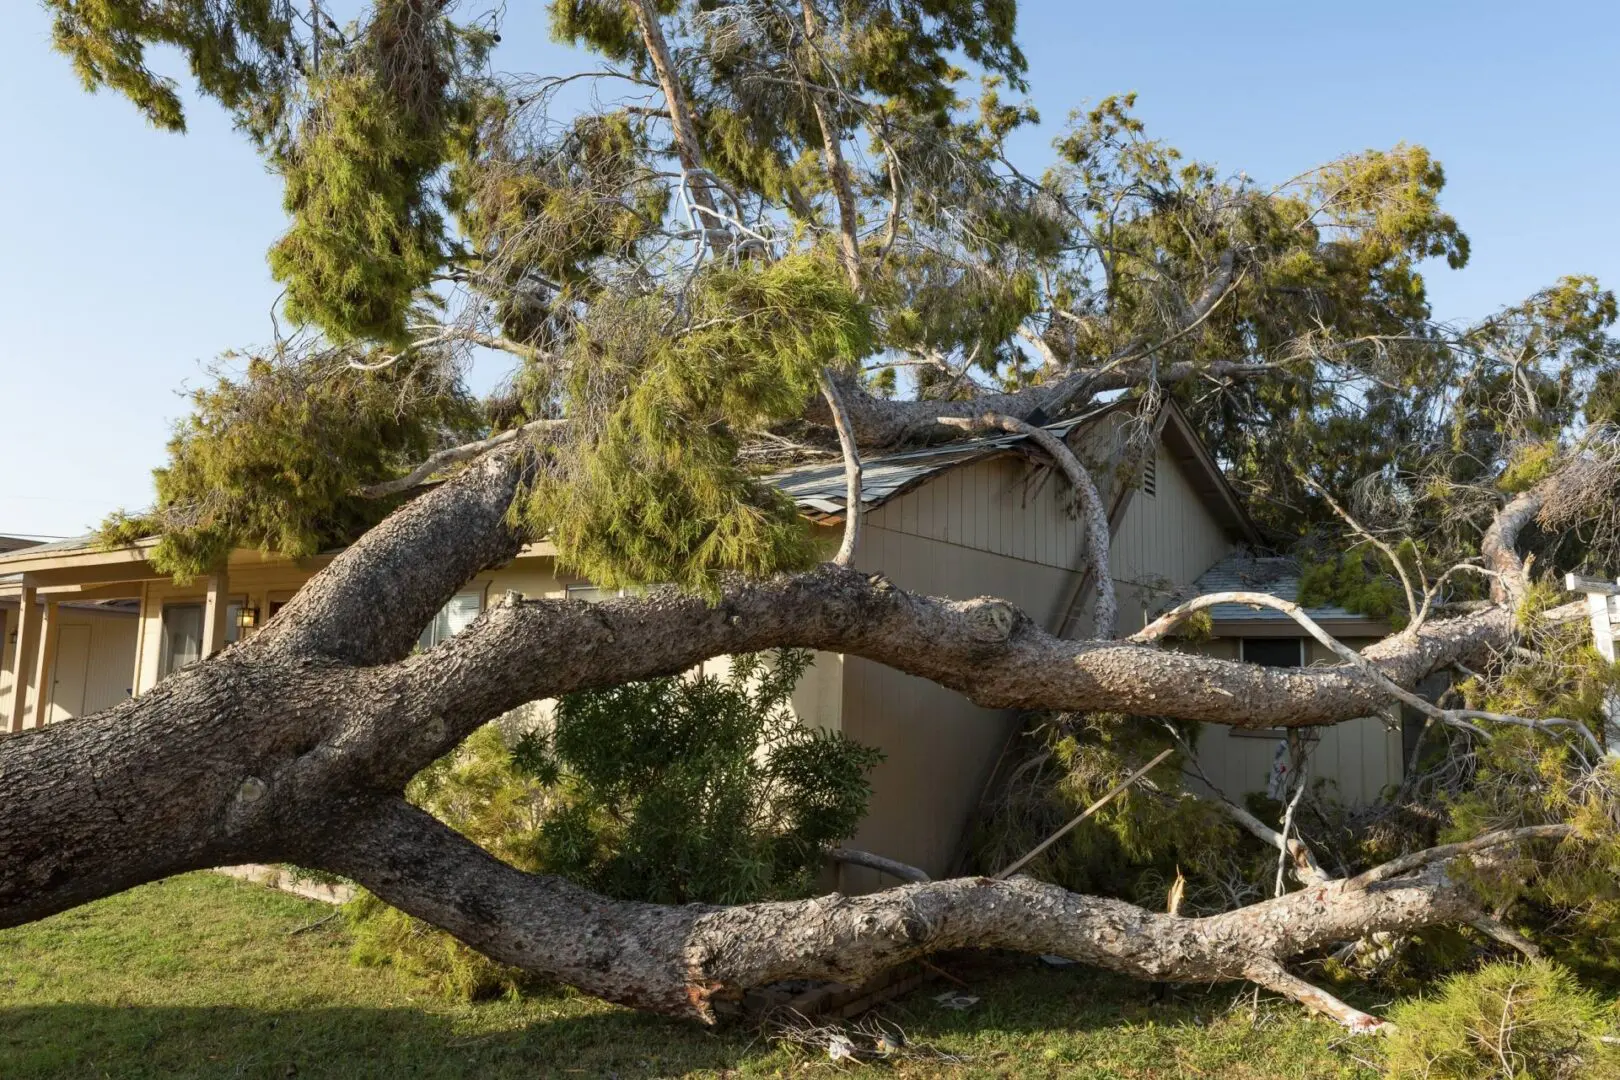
2,0,1616,537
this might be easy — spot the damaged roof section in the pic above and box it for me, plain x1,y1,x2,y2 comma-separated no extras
1186,551,1391,636
767,406,1115,522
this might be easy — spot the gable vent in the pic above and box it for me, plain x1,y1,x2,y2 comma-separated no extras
1142,454,1157,497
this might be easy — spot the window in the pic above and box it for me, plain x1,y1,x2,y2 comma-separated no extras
1142,453,1158,497
158,601,242,678
1240,638,1305,668
1228,638,1305,738
418,591,484,650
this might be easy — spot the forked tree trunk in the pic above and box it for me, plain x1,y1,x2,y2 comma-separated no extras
0,448,1575,1028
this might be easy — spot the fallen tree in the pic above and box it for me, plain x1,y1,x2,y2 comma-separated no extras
18,0,1620,1041
0,445,1605,1031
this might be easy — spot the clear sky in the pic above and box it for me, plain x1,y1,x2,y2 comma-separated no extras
2,0,1616,538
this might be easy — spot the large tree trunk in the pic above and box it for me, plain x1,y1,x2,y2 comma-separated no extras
0,447,1572,1027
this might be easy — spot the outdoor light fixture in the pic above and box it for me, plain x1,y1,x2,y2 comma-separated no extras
236,607,260,631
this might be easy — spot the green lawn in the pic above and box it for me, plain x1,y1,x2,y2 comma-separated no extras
0,873,1375,1078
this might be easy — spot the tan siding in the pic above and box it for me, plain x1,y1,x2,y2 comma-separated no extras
874,455,1092,575
0,608,12,719
1182,636,1404,806
0,605,139,724
840,524,1076,885
135,554,568,696
1110,441,1232,606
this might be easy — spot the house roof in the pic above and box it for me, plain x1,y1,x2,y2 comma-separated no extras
768,398,1262,545
1188,551,1388,634
0,536,44,555
767,404,1115,519
0,535,96,560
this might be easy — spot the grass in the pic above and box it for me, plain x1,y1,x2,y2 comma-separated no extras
0,872,1377,1078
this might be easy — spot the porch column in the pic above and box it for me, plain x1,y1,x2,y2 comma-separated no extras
202,569,230,659
25,599,59,729
6,586,40,733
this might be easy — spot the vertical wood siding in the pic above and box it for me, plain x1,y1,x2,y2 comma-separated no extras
1110,441,1234,604
840,522,1077,886
0,607,139,724
837,432,1246,886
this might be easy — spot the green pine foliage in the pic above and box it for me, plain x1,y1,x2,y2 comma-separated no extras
347,650,882,997
1298,549,1417,629
1382,960,1619,1080
45,0,296,135
969,714,1244,910
268,68,453,345
1435,598,1620,979
525,254,871,594
267,3,494,344
100,356,477,581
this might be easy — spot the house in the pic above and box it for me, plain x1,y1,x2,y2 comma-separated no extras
0,401,1405,887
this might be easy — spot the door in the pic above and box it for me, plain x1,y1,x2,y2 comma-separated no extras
49,625,91,724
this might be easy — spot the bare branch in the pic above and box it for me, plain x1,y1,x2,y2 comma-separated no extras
1468,914,1541,960
1242,960,1388,1034
938,413,1117,637
356,419,566,500
827,847,929,884
1135,589,1598,755
819,371,863,567
995,749,1173,878
1346,824,1576,891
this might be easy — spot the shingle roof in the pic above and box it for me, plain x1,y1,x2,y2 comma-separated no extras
767,406,1113,519
1189,551,1377,625
0,535,99,564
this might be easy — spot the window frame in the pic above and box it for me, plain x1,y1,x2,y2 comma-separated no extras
157,596,245,678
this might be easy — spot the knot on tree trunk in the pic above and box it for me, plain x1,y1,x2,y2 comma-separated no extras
967,601,1018,643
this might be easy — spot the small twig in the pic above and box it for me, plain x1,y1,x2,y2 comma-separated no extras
1274,758,1309,898
286,911,341,935
1299,475,1419,628
918,959,969,987
357,418,567,499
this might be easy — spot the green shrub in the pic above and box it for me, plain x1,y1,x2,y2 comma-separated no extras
348,649,882,997
522,648,882,904
1383,960,1619,1080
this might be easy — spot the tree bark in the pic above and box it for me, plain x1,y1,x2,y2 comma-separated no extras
313,795,1504,1024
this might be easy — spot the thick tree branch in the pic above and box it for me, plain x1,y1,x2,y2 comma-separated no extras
393,565,1526,792
309,796,1486,1026
259,449,534,666
1346,824,1576,891
811,360,1279,448
1481,487,1541,603
938,412,1117,637
1136,589,1597,756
